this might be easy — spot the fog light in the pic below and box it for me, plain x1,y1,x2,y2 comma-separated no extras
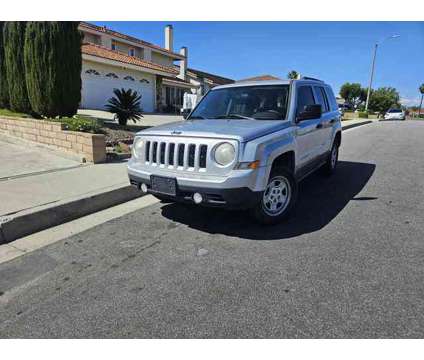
140,183,148,193
193,192,203,204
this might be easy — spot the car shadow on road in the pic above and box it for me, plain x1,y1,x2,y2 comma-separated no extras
161,161,376,240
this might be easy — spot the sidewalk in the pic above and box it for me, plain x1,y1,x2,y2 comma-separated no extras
0,134,140,243
341,118,374,130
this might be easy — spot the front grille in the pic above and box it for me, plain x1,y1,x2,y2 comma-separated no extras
144,140,208,170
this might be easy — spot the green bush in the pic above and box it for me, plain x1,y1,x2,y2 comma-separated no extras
358,111,369,119
3,22,31,113
51,116,103,133
0,22,9,108
24,22,82,118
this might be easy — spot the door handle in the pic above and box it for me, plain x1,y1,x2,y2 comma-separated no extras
316,123,323,129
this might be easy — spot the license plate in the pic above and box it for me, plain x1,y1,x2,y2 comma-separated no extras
150,175,177,196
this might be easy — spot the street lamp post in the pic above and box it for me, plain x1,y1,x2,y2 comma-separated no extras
365,35,400,112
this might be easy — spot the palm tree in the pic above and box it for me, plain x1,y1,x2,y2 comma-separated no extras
419,84,424,116
287,70,299,80
105,88,143,126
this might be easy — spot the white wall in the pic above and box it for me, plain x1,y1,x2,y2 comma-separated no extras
80,60,156,112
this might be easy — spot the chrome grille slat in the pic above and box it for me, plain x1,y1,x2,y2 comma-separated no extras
165,143,170,166
183,144,189,169
194,144,200,170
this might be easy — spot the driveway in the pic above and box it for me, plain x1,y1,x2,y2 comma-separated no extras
1,121,423,338
78,109,182,128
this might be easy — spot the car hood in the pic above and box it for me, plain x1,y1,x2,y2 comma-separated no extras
136,119,292,142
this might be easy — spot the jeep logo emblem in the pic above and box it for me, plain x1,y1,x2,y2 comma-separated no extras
171,130,182,135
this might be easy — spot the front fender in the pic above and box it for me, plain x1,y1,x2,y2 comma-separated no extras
241,128,295,191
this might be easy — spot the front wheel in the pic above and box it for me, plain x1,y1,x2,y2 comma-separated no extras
250,167,298,225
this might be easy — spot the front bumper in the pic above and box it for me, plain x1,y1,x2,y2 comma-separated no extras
129,173,262,209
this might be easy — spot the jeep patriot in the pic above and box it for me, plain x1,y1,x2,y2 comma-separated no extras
128,78,342,224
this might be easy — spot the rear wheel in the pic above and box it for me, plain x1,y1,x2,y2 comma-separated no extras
322,140,339,176
250,167,298,225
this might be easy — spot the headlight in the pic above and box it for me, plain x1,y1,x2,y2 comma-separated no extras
132,138,143,158
213,142,235,166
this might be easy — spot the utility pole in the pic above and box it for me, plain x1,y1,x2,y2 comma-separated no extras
364,35,400,113
365,44,378,112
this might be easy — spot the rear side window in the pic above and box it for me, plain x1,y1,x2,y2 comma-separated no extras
296,86,315,116
314,86,329,113
324,86,339,111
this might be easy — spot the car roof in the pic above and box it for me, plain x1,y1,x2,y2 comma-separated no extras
213,79,328,90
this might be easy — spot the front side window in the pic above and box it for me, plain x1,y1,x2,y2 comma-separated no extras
189,85,290,120
296,86,315,116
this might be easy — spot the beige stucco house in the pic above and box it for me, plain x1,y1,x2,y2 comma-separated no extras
79,22,233,113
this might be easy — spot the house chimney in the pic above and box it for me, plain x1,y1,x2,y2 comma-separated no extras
178,46,188,81
164,25,173,52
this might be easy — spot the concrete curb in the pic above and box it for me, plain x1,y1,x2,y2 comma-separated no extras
0,184,142,244
341,120,372,131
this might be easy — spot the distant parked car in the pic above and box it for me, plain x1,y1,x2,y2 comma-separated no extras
384,109,406,120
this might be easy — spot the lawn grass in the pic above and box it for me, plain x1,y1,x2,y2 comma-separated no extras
0,108,102,133
0,108,33,118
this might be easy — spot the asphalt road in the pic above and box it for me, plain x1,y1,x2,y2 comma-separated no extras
1,120,424,338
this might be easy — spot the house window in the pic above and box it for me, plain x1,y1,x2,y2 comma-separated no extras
124,75,135,81
129,48,135,57
105,73,119,79
111,41,116,51
85,69,100,75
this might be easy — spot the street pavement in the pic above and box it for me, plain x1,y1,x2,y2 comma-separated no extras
0,120,423,338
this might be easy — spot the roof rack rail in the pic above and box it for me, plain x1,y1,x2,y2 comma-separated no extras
301,76,324,82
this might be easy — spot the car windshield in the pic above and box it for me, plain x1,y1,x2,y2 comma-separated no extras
189,85,290,121
388,109,402,113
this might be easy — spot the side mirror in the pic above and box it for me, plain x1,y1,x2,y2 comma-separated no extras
182,108,191,120
296,104,322,121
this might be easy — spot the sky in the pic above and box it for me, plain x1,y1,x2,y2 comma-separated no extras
93,21,424,106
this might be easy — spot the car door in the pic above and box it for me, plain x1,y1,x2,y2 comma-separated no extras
295,85,322,171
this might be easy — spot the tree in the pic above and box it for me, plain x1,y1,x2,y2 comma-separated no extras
339,82,366,109
419,84,424,116
368,87,400,115
3,22,31,113
0,22,9,109
287,70,299,80
105,88,143,126
24,22,82,118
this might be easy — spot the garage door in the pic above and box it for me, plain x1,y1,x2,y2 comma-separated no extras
81,74,154,112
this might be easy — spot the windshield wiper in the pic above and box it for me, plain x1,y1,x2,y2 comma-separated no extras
188,115,205,119
213,114,254,120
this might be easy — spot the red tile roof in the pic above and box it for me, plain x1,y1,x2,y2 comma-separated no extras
237,75,281,82
82,43,178,75
79,22,184,60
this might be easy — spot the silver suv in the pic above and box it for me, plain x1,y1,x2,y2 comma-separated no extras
128,78,342,224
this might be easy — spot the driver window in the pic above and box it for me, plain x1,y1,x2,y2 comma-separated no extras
296,86,315,116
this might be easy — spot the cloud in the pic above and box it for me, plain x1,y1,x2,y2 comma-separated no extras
400,97,421,107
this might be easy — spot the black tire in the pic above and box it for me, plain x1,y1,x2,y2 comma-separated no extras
250,167,298,225
322,140,339,176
